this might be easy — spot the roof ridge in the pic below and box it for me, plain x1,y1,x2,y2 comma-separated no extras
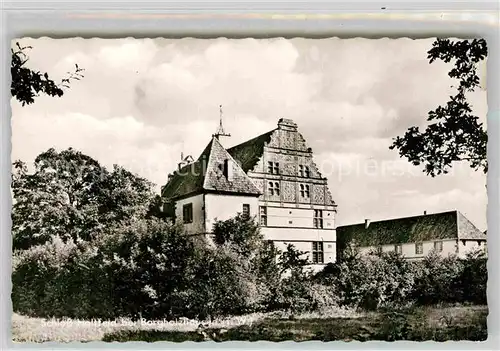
338,209,459,227
201,137,217,189
226,129,276,151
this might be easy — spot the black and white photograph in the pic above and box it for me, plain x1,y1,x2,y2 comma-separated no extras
10,36,488,342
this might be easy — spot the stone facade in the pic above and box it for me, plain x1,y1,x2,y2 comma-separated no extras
228,118,337,266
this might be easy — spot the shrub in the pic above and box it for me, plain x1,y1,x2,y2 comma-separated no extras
411,251,463,305
12,235,115,319
318,246,487,310
454,249,487,304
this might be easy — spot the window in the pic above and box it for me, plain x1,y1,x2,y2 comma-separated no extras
267,161,273,173
434,241,443,252
182,203,193,224
298,165,311,177
415,242,423,255
313,209,323,228
376,246,383,254
268,182,280,196
312,241,324,264
259,206,267,226
395,244,402,254
242,204,250,219
300,184,310,198
273,162,280,174
267,161,279,174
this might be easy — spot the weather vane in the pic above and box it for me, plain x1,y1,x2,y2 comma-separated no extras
213,104,231,139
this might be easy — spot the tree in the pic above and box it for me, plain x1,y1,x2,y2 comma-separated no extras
11,42,84,106
390,38,488,177
212,213,262,257
11,148,155,250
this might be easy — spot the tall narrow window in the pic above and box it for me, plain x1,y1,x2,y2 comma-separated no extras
300,184,310,198
415,242,423,255
259,206,267,226
304,166,310,178
267,161,273,173
434,241,443,252
312,241,324,264
242,204,250,219
183,203,193,224
376,246,383,254
313,209,323,228
395,244,402,254
298,165,304,177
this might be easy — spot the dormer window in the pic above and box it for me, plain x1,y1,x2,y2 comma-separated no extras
223,159,234,181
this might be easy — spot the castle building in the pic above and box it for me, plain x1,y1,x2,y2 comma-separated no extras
161,115,337,267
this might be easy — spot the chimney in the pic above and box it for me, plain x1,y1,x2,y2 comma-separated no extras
224,159,234,181
364,219,371,229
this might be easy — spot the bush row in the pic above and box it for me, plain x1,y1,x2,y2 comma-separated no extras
315,246,487,309
12,215,487,320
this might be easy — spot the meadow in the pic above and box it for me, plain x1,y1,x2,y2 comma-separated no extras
12,305,487,343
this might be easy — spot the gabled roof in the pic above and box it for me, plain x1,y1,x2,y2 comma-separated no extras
161,137,261,200
336,210,486,249
227,130,274,172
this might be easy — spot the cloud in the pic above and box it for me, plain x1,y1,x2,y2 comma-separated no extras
10,37,488,230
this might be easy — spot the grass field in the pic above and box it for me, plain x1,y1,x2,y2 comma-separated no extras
12,305,487,343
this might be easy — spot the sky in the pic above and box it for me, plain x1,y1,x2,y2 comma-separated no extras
11,37,488,230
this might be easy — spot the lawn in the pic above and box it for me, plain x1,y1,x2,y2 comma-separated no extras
12,305,487,343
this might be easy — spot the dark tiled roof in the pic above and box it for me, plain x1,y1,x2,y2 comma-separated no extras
227,130,274,172
203,137,261,195
336,210,484,251
162,137,261,200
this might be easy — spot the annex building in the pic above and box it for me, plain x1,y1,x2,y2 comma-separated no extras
336,210,487,261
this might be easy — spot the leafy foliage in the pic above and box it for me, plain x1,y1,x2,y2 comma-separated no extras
11,148,156,250
317,247,487,310
212,213,263,257
390,38,488,176
11,42,84,106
